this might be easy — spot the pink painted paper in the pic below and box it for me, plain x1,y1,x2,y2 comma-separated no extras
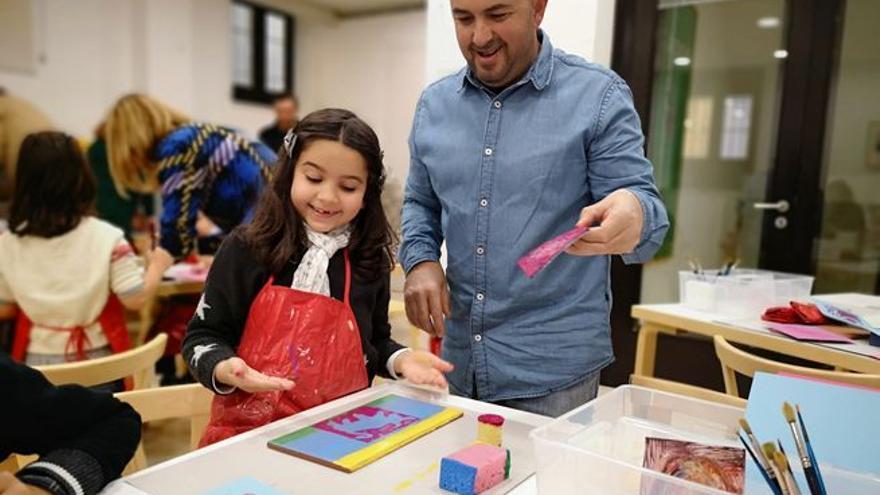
517,226,588,278
765,322,853,343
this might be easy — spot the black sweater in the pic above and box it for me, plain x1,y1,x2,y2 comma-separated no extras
182,234,404,393
1,353,141,495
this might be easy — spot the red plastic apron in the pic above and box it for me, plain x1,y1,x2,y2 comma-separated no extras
200,249,369,446
11,295,132,362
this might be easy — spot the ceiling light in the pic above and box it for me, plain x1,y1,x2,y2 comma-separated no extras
757,17,780,29
674,57,691,67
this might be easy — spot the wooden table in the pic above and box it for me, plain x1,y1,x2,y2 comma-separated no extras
631,294,880,380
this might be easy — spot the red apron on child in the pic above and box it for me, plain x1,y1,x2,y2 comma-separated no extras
200,249,369,446
11,295,132,362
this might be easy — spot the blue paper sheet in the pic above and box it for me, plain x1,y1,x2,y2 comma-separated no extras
201,477,288,495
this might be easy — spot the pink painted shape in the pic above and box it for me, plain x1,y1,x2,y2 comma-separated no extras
766,322,853,343
517,226,588,278
448,443,507,493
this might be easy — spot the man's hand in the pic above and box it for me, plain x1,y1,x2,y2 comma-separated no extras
394,350,454,388
214,357,294,393
0,472,51,495
403,261,450,337
567,189,644,257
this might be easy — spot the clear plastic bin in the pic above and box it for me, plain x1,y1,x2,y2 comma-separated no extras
678,269,814,318
530,386,880,494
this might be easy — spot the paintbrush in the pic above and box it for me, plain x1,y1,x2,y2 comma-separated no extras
739,434,782,495
796,405,827,495
773,449,803,495
740,418,783,494
763,443,790,495
783,402,823,495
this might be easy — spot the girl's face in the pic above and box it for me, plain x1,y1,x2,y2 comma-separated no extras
290,139,368,233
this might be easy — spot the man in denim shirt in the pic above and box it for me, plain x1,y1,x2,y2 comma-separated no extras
400,0,668,417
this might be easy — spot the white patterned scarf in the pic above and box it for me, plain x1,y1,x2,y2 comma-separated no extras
291,225,353,296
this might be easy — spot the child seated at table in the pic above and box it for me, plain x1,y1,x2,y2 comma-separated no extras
0,131,173,366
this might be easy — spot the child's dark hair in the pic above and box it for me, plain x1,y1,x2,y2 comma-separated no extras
10,131,96,238
242,108,396,279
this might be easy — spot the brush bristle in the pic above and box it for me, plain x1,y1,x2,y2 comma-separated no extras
738,418,752,434
782,402,796,423
762,442,777,460
773,451,789,470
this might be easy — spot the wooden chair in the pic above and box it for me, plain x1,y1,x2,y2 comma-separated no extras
115,383,214,474
35,333,167,389
713,335,880,397
630,374,747,409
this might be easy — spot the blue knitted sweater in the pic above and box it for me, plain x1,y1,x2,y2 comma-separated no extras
155,123,276,257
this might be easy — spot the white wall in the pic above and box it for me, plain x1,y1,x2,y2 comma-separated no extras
426,0,617,83
297,10,426,185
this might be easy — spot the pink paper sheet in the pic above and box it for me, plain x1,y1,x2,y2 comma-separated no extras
765,322,853,343
517,226,588,278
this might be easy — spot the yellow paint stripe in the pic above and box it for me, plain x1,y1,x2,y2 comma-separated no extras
335,408,463,472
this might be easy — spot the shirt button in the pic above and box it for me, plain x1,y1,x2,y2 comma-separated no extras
479,198,488,207
476,293,484,301
484,148,493,156
476,246,485,255
474,334,482,342
493,100,502,109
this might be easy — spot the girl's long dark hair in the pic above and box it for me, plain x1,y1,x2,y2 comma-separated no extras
10,132,96,238
241,108,396,279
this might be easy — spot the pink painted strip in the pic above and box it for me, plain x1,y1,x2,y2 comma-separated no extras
517,226,588,278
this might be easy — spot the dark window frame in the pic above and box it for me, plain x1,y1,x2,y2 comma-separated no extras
232,0,295,105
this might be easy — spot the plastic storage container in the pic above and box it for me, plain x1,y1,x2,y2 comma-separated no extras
678,269,814,318
530,386,880,495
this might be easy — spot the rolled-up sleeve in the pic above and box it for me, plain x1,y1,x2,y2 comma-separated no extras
399,96,444,273
587,78,669,264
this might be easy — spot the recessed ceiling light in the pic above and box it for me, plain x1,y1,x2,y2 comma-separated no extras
674,57,691,67
757,17,780,28
774,49,788,59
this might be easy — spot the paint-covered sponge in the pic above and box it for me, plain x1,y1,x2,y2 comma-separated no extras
477,414,504,447
439,443,509,495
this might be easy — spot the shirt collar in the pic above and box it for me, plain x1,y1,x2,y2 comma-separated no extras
459,29,554,93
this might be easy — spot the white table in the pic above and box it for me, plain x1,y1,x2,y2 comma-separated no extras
103,383,548,494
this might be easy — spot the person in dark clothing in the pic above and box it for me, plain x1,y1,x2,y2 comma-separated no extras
258,93,299,153
183,109,452,446
0,352,141,495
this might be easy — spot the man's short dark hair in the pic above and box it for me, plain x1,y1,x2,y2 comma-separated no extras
274,93,298,105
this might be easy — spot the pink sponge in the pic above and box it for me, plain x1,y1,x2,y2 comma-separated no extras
439,443,509,495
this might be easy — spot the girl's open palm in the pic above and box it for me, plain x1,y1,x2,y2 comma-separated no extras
396,350,454,389
214,357,294,393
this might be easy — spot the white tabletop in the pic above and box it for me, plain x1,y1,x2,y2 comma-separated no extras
104,382,549,494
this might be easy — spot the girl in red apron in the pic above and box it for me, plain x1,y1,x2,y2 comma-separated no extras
0,131,173,372
182,109,453,446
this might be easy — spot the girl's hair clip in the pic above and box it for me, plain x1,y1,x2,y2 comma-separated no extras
283,129,298,156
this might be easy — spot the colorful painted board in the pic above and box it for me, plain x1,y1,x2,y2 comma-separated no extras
641,437,745,494
267,394,463,473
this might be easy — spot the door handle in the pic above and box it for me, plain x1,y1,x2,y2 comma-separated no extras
753,200,789,213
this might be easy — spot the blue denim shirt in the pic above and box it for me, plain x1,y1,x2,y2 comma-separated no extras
400,32,669,401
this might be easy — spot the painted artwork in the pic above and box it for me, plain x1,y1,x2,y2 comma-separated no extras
200,476,287,495
517,226,588,278
641,438,745,494
268,394,463,473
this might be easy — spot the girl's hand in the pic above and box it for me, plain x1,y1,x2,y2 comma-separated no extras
395,350,454,388
0,472,51,495
214,357,294,393
147,246,174,272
